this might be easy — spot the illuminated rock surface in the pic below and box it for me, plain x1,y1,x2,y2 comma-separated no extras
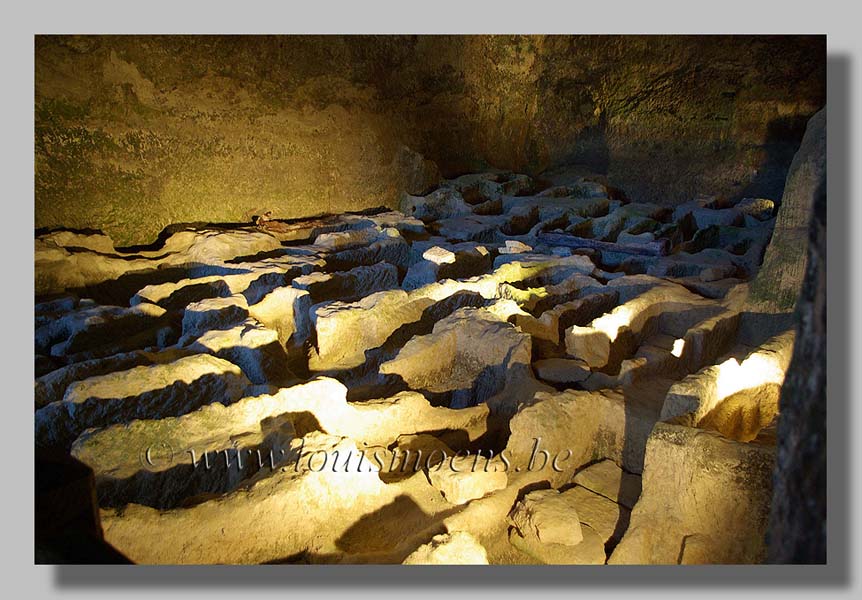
609,421,776,564
36,354,250,451
572,459,642,509
507,489,584,546
509,521,606,565
34,166,802,564
379,306,535,409
426,456,508,505
401,532,489,565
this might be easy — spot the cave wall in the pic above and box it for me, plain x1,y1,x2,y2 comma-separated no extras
749,107,826,311
767,109,827,563
36,35,825,246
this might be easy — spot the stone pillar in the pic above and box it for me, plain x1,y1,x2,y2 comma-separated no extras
748,107,826,312
766,107,827,563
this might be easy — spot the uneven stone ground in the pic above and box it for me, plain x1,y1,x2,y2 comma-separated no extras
35,170,795,564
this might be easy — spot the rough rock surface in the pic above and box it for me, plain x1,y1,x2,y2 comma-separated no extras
426,456,508,505
767,121,827,563
609,422,775,564
565,485,631,546
379,307,534,409
34,157,816,564
572,459,642,509
401,532,489,565
509,522,606,565
507,489,583,546
184,318,295,385
36,354,250,450
36,36,823,246
748,107,826,311
181,294,250,338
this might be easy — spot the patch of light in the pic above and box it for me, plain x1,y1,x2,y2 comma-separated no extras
715,353,787,401
594,306,633,342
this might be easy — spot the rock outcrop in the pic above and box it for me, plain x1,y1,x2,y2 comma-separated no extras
748,107,826,311
34,162,817,564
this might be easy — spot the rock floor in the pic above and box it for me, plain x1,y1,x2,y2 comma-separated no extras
35,171,795,564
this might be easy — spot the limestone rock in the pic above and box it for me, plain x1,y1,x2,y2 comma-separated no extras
70,379,346,508
699,265,735,282
356,210,426,235
36,354,250,450
247,286,312,350
426,455,508,505
617,231,655,245
509,522,606,565
768,130,827,563
30,146,812,565
565,485,630,545
181,294,249,338
311,289,434,370
130,262,315,309
400,187,472,221
500,240,533,254
403,245,493,291
379,307,533,409
391,435,454,470
313,226,386,251
37,302,168,358
402,531,489,565
507,488,583,546
748,107,826,311
37,36,823,251
533,358,591,385
572,459,642,509
690,207,744,229
422,246,456,264
735,197,775,221
133,276,232,310
40,230,117,254
326,233,412,272
185,318,294,385
564,280,713,369
506,388,657,479
344,391,490,448
588,203,665,241
503,194,609,222
392,146,441,196
292,262,398,303
510,291,619,358
35,349,190,409
98,433,394,564
609,421,775,564
660,331,795,441
434,214,509,243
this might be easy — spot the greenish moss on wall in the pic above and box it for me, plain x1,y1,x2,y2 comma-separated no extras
36,35,825,246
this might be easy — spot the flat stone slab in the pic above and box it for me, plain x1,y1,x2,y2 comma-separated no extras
36,354,250,450
533,358,592,385
402,532,489,565
182,294,249,337
426,455,508,505
71,379,349,508
380,306,533,408
572,459,642,509
566,485,630,545
186,318,293,385
509,522,606,565
507,488,584,546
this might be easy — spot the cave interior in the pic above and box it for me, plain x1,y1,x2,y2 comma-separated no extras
34,34,827,565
